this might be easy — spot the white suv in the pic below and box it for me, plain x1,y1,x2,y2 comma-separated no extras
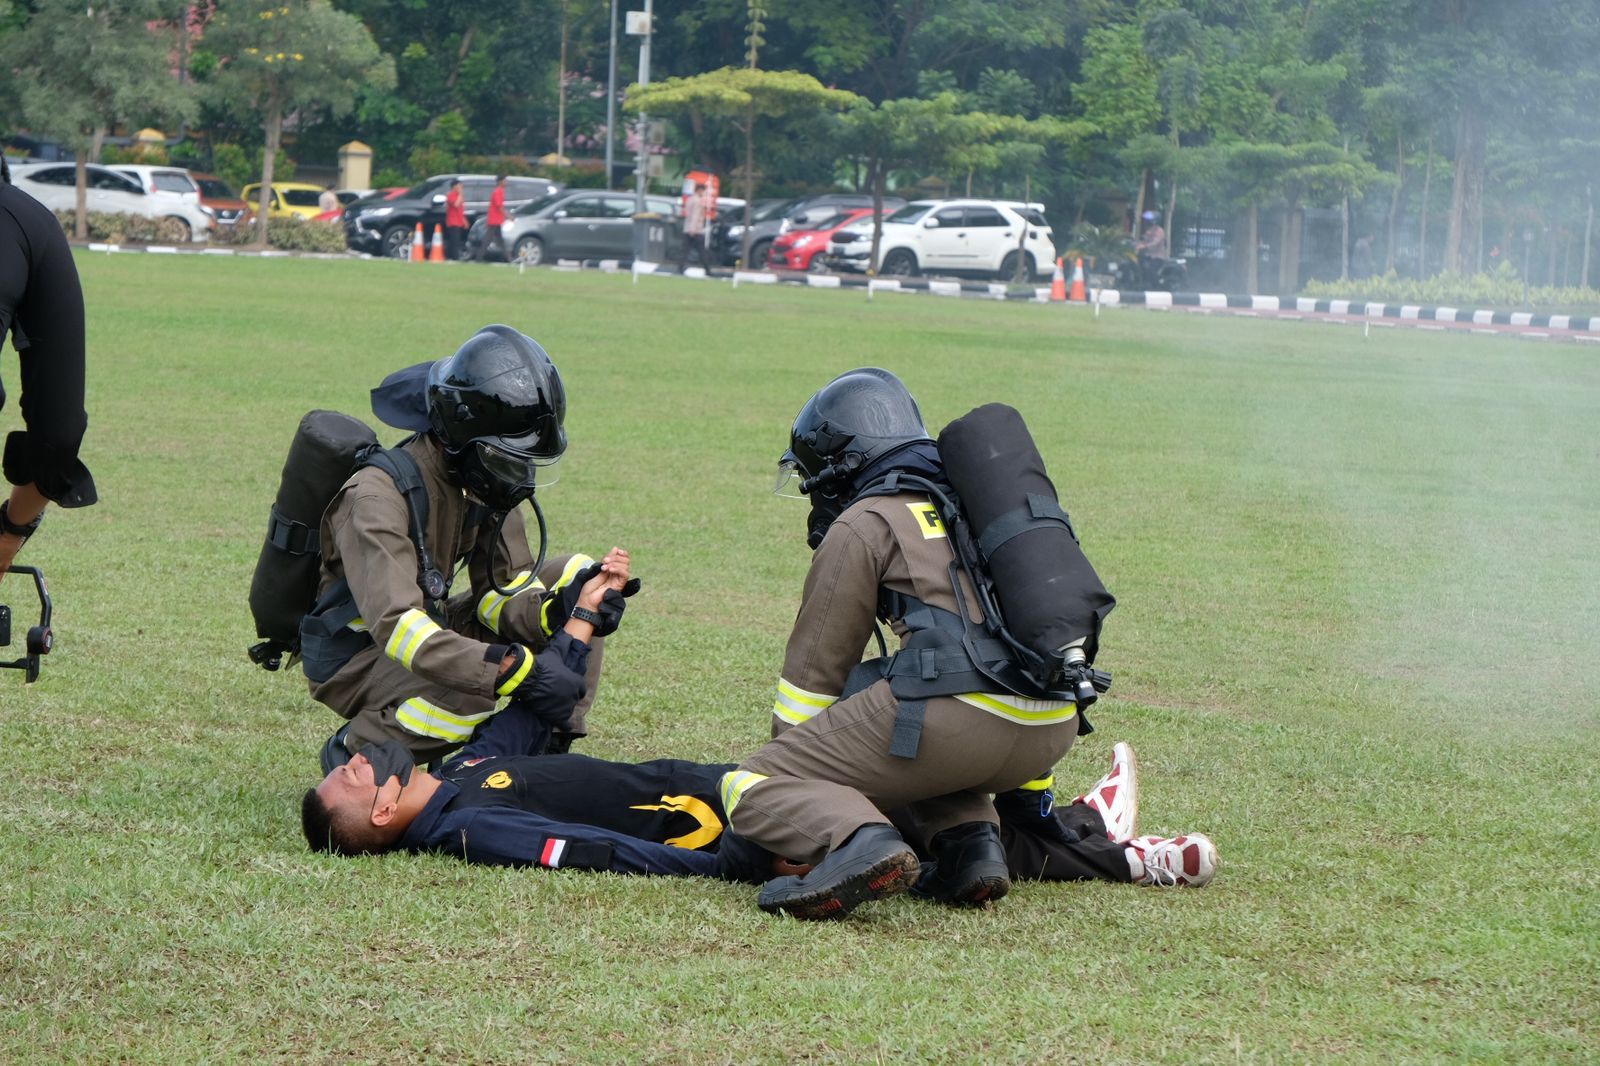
10,162,213,242
827,199,1055,281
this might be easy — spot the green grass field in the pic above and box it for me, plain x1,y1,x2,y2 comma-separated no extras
2,253,1596,1063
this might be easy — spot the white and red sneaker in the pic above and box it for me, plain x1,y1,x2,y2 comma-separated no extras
1126,834,1218,887
1074,740,1139,843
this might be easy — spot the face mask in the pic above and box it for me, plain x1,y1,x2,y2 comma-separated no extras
358,740,416,790
806,496,844,550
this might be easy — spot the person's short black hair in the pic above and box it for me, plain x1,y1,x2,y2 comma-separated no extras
301,788,397,857
495,174,507,183
302,788,336,853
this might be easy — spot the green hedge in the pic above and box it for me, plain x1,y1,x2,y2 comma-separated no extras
54,210,193,244
1302,263,1600,314
55,210,346,253
213,215,348,253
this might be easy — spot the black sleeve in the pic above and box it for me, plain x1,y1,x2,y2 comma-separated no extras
0,188,96,507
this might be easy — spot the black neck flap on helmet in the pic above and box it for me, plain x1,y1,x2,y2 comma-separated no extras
780,367,932,548
425,324,567,513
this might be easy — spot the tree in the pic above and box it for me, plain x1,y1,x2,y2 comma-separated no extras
834,94,992,272
0,0,195,238
628,66,857,264
199,0,394,245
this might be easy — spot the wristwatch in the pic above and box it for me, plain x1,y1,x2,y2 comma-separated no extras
0,501,42,542
569,605,603,626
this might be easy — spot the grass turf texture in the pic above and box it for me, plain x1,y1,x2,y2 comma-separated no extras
2,254,1596,1064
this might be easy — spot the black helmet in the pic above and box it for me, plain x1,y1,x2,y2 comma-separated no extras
777,368,930,545
426,325,566,511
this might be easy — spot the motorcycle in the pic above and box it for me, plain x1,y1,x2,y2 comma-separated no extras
1108,255,1189,293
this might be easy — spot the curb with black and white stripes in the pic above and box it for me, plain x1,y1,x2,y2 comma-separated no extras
640,262,1600,341
73,240,1600,341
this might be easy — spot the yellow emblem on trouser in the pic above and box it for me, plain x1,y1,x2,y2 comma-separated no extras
907,501,946,539
483,771,513,790
629,794,724,850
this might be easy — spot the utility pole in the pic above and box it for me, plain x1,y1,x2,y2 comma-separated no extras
630,0,654,213
604,0,618,189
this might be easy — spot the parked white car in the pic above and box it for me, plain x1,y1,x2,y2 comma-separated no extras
10,162,213,242
826,199,1055,281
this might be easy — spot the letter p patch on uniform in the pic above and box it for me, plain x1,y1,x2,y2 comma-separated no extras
907,501,947,539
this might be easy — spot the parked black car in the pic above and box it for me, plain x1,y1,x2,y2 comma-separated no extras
343,174,560,258
716,198,793,267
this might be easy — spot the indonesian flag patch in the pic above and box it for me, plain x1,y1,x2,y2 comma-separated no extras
540,838,568,868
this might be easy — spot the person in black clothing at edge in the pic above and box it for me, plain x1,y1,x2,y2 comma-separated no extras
0,155,98,580
304,674,1214,891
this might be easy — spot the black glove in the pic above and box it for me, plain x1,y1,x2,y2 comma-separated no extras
992,785,1080,845
496,644,587,727
546,563,642,635
590,588,628,636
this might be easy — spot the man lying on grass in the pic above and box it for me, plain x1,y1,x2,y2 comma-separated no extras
302,692,1216,892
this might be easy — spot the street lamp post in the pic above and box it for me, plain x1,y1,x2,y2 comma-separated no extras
630,0,654,214
604,0,618,190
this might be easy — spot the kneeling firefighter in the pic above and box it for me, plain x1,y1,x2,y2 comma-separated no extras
721,368,1115,919
290,325,638,771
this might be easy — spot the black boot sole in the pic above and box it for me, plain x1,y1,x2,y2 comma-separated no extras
912,860,1012,907
760,848,920,920
946,871,1011,907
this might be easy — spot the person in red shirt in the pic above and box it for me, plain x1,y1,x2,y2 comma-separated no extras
443,179,467,260
478,175,508,261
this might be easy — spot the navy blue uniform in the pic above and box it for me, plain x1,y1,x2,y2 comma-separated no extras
397,690,744,877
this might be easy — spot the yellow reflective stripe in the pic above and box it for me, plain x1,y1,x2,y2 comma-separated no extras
955,692,1078,725
495,645,535,697
718,770,768,819
347,616,368,633
539,554,596,636
1017,774,1055,792
476,571,539,635
384,609,443,670
772,677,837,724
394,698,495,742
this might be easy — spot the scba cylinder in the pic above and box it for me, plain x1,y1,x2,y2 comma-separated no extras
937,403,1115,678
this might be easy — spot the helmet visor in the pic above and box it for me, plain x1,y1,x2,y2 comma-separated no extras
773,458,807,499
475,438,561,493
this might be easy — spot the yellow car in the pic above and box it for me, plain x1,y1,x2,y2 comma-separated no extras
240,181,330,220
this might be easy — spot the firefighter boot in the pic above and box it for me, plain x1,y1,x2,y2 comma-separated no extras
911,821,1011,906
757,824,920,920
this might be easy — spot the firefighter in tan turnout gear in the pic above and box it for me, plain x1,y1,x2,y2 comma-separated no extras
721,368,1122,919
306,326,636,772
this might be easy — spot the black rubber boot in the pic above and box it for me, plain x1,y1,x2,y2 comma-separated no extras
319,724,352,775
911,821,1011,906
757,824,920,920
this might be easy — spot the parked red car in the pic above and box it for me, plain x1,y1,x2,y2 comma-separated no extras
769,207,877,271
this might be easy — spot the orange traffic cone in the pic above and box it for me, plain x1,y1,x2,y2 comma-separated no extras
1049,257,1067,302
429,224,446,262
410,223,425,262
1068,257,1087,302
